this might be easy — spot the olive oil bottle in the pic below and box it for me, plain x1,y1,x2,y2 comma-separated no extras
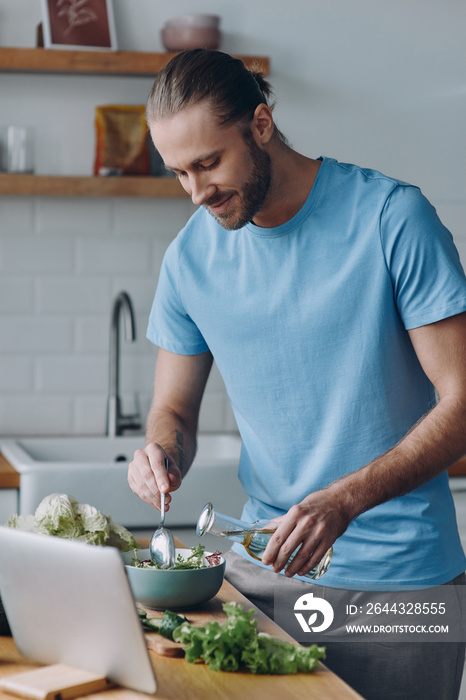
196,502,332,580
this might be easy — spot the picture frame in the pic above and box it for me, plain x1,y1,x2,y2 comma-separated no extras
40,0,117,51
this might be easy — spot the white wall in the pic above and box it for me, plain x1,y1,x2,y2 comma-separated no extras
0,0,465,436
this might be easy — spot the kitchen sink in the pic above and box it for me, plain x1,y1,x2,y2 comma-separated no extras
0,434,245,529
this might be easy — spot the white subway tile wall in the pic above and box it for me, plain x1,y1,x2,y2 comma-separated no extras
0,195,238,437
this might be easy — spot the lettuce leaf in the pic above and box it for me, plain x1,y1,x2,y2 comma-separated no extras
243,633,324,674
172,601,326,674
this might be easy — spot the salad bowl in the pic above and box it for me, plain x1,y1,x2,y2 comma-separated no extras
121,547,225,610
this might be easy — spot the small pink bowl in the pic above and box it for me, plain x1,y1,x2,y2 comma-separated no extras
165,14,220,28
161,25,221,51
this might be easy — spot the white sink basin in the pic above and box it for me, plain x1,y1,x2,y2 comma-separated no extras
0,434,245,529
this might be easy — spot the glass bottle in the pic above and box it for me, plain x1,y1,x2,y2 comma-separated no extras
196,502,332,581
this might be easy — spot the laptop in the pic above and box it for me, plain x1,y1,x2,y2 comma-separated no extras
0,526,157,695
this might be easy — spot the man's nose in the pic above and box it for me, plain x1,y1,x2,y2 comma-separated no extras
189,175,215,206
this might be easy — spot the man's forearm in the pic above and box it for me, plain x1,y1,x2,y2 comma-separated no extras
327,395,466,523
145,407,198,479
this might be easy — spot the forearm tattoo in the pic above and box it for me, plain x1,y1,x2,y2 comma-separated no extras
174,429,185,474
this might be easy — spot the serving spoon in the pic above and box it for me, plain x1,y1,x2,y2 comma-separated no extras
149,458,176,569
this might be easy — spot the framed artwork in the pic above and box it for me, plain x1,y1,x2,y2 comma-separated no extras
40,0,117,51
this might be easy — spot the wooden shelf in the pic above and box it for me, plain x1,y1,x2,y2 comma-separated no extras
0,174,187,198
0,46,270,77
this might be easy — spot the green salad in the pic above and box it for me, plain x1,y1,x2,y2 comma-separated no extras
130,543,222,570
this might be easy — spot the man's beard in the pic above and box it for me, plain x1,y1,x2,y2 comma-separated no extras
204,136,272,230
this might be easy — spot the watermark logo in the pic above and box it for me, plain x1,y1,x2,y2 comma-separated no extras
275,584,466,643
294,592,334,633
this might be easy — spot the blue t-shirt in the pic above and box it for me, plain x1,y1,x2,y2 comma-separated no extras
147,157,466,589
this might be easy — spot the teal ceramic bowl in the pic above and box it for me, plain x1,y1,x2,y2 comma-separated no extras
121,548,225,610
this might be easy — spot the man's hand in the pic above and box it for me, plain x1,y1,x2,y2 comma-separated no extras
261,488,351,577
128,443,182,512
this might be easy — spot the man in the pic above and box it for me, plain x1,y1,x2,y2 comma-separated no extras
128,49,466,699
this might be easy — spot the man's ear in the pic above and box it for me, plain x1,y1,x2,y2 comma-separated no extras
251,103,275,144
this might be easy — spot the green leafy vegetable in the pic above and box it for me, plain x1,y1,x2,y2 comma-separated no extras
130,543,209,570
172,602,326,674
242,632,325,674
176,543,207,569
138,609,188,640
5,493,139,552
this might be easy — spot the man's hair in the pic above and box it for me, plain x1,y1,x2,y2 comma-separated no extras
146,49,287,143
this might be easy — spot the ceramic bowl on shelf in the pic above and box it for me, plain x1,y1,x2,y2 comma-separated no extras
161,14,221,52
165,14,220,28
121,548,225,610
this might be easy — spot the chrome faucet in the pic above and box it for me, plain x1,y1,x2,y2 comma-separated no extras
106,291,141,437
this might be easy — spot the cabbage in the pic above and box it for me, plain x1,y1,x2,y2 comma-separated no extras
35,493,79,534
106,518,141,552
4,513,38,532
5,493,139,552
74,502,110,546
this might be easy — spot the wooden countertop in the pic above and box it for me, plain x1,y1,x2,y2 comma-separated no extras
0,537,364,700
0,456,20,489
